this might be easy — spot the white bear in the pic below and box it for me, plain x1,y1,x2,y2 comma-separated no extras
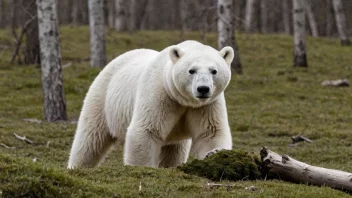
68,40,234,169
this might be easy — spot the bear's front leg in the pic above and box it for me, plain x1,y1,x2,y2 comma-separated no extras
124,125,163,167
123,95,186,168
187,96,233,159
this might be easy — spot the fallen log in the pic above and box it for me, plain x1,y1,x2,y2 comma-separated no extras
260,147,352,192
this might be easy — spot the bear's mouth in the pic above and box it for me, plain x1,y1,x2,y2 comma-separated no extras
196,96,210,99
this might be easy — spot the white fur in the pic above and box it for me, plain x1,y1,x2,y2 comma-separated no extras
68,40,233,169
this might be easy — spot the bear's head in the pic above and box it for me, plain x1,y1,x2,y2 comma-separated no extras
166,43,233,107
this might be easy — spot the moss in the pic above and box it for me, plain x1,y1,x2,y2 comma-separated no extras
178,150,261,181
0,154,114,198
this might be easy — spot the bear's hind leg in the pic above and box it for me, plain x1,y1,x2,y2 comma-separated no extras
159,140,192,168
68,117,117,169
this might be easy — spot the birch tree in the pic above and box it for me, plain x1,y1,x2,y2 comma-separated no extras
282,0,291,34
24,0,40,64
88,0,106,67
293,0,307,67
217,0,242,74
114,0,128,31
37,0,67,121
303,0,318,37
107,0,115,27
332,0,350,46
326,0,335,37
71,0,78,25
0,0,2,28
260,0,268,34
244,0,256,33
179,0,187,35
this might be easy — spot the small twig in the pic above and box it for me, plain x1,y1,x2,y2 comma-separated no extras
206,182,245,189
139,180,142,193
0,143,14,148
46,141,51,148
62,62,72,68
219,171,225,181
0,143,25,149
13,133,34,144
291,134,313,144
241,176,249,181
321,79,350,87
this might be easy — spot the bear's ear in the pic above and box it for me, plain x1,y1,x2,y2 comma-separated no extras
169,46,184,64
219,46,234,66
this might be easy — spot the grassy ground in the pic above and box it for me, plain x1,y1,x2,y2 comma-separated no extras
0,26,351,197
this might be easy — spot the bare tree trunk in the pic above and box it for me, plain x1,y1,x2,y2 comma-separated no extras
260,0,268,34
233,0,242,30
24,0,40,64
71,0,78,25
0,0,2,28
282,0,291,34
82,0,89,24
217,0,243,74
10,0,16,30
332,0,350,45
179,0,187,39
261,147,352,192
58,0,70,24
130,0,149,30
88,0,106,67
326,0,335,37
114,0,128,31
293,0,307,67
303,0,318,37
107,0,114,27
37,0,67,122
244,0,256,33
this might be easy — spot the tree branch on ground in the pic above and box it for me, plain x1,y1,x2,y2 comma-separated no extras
291,134,313,144
260,147,352,192
13,133,35,144
0,143,25,149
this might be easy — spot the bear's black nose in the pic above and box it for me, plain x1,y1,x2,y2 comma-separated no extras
197,86,210,95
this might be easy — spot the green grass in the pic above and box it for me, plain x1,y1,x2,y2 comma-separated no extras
0,26,352,197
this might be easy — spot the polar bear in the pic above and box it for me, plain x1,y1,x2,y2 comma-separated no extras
68,40,234,169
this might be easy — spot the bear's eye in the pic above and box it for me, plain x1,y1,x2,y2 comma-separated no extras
189,69,196,74
211,70,217,75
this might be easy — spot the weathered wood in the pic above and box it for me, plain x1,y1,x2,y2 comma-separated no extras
321,79,350,87
261,147,352,192
291,134,313,144
13,133,34,144
37,0,67,122
293,0,307,67
88,0,106,67
217,0,243,74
